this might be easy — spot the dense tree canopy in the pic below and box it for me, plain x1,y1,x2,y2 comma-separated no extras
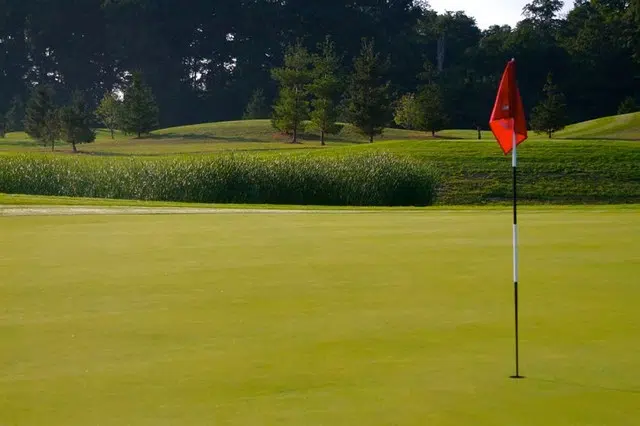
0,0,638,130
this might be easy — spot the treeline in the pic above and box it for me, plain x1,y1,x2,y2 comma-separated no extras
1,0,639,131
3,72,159,151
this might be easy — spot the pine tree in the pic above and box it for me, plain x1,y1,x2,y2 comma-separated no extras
271,43,313,143
344,39,392,143
121,72,159,138
24,85,60,151
59,90,96,152
5,96,25,133
530,73,567,138
96,92,123,139
309,38,343,145
243,89,269,119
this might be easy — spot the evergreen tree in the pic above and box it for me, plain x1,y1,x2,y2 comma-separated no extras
618,96,637,115
121,72,159,138
59,90,96,152
309,38,343,145
96,92,123,139
271,43,313,143
24,85,60,151
5,96,25,133
344,39,392,143
243,89,269,120
530,73,567,138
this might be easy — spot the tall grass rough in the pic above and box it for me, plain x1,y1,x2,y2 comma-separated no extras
0,152,438,206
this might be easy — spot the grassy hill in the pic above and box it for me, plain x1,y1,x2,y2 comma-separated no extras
1,113,637,155
309,139,640,204
555,112,640,140
1,117,639,205
0,120,435,155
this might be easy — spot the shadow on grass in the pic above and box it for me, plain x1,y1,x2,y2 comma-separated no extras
147,131,388,144
145,133,263,142
0,140,39,148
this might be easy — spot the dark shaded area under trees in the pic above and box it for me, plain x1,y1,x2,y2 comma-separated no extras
1,0,638,131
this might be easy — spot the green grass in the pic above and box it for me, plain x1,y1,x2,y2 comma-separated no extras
1,207,639,425
555,112,640,140
313,139,640,204
0,121,434,156
1,118,639,205
1,113,637,156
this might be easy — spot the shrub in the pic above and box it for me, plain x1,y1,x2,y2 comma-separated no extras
0,152,438,206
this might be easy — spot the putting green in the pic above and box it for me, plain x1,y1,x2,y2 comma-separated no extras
1,207,638,425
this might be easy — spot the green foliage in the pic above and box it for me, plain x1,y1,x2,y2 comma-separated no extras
530,73,567,138
309,38,343,145
394,94,423,130
271,43,314,143
4,96,24,133
522,0,564,24
1,0,638,130
618,97,637,115
0,153,438,207
59,91,96,152
24,85,60,151
418,83,448,136
344,39,393,143
394,84,447,136
243,89,269,120
120,72,159,138
96,92,123,139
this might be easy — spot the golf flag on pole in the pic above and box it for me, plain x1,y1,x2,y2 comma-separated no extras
489,59,527,379
489,59,527,155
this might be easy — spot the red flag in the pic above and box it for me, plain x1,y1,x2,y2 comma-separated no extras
489,59,527,155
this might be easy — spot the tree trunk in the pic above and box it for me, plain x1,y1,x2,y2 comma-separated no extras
477,127,482,140
292,123,298,144
548,130,552,139
72,142,77,153
51,139,55,152
110,128,115,139
369,134,373,143
137,131,141,138
321,130,325,146
432,129,436,137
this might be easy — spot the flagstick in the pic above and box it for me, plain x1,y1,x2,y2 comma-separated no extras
511,129,524,379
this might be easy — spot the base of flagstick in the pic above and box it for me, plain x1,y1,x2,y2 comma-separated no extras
510,375,526,379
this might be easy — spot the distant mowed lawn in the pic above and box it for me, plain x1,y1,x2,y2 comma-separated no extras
1,207,639,425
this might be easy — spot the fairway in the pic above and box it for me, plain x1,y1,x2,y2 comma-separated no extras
1,207,639,425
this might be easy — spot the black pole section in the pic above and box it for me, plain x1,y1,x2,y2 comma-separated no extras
511,163,524,379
